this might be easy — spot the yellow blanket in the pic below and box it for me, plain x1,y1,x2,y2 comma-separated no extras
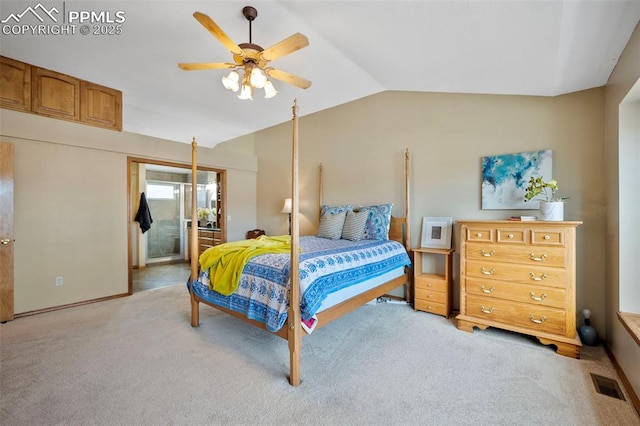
199,235,291,296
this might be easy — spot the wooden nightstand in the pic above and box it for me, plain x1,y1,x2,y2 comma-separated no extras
413,247,455,318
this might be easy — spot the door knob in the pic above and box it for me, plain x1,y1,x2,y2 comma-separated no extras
1,239,11,245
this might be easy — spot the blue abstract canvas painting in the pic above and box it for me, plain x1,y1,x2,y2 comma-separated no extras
481,150,552,210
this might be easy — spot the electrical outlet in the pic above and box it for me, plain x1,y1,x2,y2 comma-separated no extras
55,276,63,286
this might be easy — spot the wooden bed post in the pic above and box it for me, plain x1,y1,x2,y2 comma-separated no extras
318,163,323,216
404,148,412,302
190,138,200,327
288,101,302,386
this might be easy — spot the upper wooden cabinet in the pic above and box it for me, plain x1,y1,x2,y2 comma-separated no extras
0,56,122,131
0,56,31,112
81,81,123,131
32,67,80,121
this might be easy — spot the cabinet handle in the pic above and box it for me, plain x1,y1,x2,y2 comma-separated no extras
480,267,495,275
529,314,547,324
529,272,547,281
480,305,495,314
529,253,548,262
480,285,495,294
476,233,483,238
508,233,514,239
529,292,547,301
480,250,495,257
544,235,550,240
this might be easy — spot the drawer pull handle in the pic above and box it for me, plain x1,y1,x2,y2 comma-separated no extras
480,250,495,257
544,235,550,240
480,285,495,294
480,267,495,275
529,314,547,324
508,233,514,239
529,272,548,281
529,253,548,262
529,292,547,301
476,232,483,238
480,306,495,314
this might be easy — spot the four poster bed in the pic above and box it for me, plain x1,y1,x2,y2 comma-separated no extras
187,102,412,386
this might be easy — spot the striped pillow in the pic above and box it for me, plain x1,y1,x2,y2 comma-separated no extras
317,211,347,240
341,210,369,241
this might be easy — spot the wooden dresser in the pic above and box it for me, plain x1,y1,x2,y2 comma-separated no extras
456,220,582,358
188,227,222,260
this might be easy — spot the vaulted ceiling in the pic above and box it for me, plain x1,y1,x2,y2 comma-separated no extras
2,1,639,147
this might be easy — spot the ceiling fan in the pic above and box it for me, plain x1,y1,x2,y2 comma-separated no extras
178,6,311,100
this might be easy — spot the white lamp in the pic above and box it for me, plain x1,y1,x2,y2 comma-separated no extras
237,83,253,100
263,80,278,99
281,198,292,235
221,70,240,92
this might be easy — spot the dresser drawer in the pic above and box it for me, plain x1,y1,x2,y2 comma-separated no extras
415,287,448,304
465,260,566,288
465,243,566,267
415,299,448,316
199,230,215,238
531,229,565,246
466,294,566,335
496,228,526,244
465,226,494,242
465,277,566,309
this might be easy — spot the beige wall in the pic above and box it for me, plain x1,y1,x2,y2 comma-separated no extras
0,109,258,313
252,88,607,330
604,24,640,399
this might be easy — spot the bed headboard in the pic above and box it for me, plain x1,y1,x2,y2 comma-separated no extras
389,216,406,248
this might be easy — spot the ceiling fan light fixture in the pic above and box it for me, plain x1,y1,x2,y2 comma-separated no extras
238,83,254,100
249,67,267,89
263,80,278,99
221,70,240,92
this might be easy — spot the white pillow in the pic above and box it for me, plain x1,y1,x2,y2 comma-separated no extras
317,211,347,240
341,210,369,241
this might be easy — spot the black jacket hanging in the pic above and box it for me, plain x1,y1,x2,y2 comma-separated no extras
134,192,153,233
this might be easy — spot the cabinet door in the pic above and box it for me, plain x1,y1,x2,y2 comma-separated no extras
80,81,122,130
32,67,80,121
0,56,31,112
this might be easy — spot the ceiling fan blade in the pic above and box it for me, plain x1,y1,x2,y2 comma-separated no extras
193,11,245,58
178,62,235,71
259,33,309,62
265,68,311,90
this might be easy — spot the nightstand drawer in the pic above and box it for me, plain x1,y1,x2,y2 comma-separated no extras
414,275,448,292
415,300,448,316
415,287,448,304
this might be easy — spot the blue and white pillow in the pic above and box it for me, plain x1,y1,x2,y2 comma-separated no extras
361,203,393,240
321,205,353,215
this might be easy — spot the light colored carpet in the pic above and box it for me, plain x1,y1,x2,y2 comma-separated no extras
1,283,638,426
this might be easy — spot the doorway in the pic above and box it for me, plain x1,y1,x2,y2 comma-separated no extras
128,157,226,293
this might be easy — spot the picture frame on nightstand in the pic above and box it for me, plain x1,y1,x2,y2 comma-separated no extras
421,217,453,249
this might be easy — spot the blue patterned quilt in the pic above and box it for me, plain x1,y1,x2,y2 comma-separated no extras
188,236,411,332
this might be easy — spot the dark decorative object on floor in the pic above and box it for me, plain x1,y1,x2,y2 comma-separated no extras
578,308,599,346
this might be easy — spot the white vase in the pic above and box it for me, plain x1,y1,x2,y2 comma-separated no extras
539,201,564,221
